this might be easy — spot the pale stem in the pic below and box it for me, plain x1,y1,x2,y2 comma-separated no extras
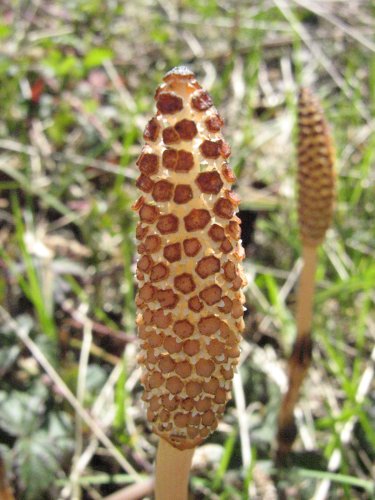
296,245,318,339
155,438,194,500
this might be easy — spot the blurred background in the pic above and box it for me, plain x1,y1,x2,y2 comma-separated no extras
0,1,374,499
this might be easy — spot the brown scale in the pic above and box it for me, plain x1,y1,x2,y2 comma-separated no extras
297,88,335,246
133,66,246,450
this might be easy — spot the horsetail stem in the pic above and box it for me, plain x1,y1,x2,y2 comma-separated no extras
276,88,336,460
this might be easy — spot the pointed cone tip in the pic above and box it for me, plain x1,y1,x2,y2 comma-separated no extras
163,66,195,82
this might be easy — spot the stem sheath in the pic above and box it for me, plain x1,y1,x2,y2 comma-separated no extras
276,244,318,459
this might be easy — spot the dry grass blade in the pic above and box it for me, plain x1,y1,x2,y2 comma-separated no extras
0,307,138,477
313,334,375,500
60,362,132,499
276,88,335,460
70,313,93,499
293,0,375,53
272,0,371,122
103,478,154,500
272,0,346,91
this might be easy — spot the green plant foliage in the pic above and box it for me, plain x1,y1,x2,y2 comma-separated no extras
84,48,113,68
0,386,73,498
15,414,74,500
